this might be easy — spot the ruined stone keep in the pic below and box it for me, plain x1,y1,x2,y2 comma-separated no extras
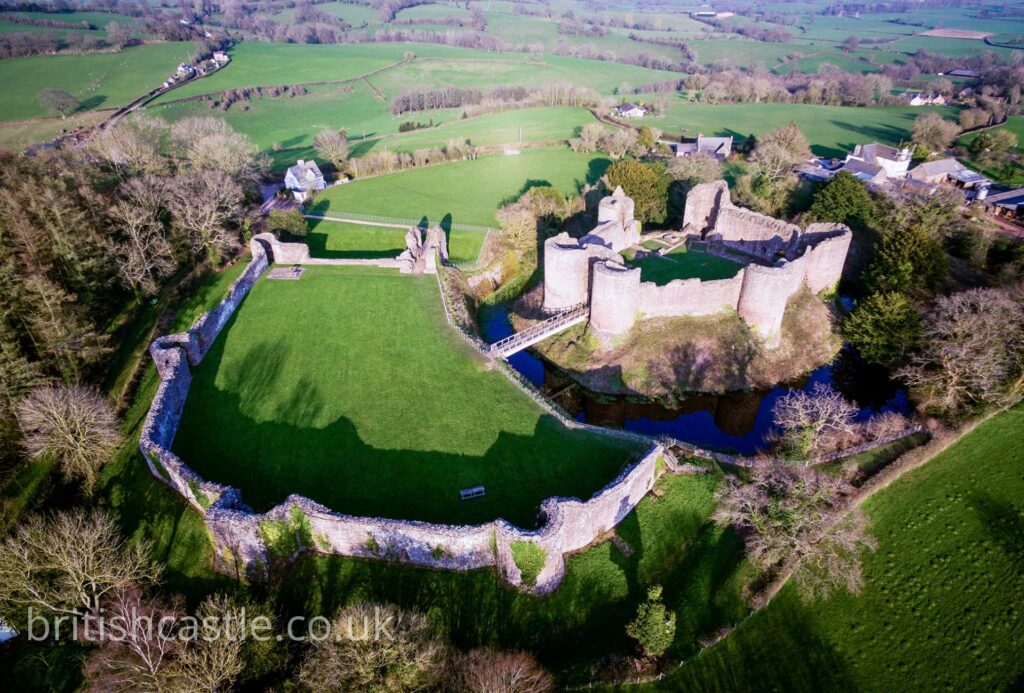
542,181,852,347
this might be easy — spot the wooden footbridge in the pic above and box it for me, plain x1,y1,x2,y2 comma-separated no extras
489,304,589,358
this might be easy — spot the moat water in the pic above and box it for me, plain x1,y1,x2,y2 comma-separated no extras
480,304,909,455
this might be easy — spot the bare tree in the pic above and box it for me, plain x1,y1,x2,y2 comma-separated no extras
911,112,961,152
714,462,876,602
166,169,243,263
89,115,168,176
898,285,1024,415
297,603,447,692
83,587,184,693
449,649,555,693
667,151,724,185
177,594,247,692
313,128,349,170
16,384,121,491
37,88,78,119
109,179,174,297
0,509,157,623
169,117,265,181
496,201,537,251
772,382,858,459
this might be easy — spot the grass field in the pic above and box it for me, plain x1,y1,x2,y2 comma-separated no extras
304,218,486,264
156,42,682,105
642,100,960,158
622,245,744,285
0,42,196,121
146,89,595,169
172,266,640,526
644,404,1024,691
309,147,611,227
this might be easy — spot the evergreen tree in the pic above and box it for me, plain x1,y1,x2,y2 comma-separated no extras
844,292,922,369
808,171,876,231
605,160,670,224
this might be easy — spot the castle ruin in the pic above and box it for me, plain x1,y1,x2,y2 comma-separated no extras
542,181,852,348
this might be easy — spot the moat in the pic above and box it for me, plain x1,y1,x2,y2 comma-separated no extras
481,304,909,455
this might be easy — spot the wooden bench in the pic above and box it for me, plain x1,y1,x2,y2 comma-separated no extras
459,486,486,500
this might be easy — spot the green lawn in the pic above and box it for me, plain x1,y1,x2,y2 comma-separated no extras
304,219,486,264
622,246,744,286
644,405,1024,692
643,100,960,158
309,147,610,227
172,266,639,526
0,42,197,121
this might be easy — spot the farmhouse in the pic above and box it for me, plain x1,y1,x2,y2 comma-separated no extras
672,134,733,160
284,159,326,200
212,51,229,64
843,142,912,183
542,184,851,348
616,103,647,118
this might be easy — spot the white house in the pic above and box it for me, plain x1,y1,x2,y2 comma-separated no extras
905,91,947,106
284,160,327,201
616,103,647,119
212,51,229,65
843,143,912,183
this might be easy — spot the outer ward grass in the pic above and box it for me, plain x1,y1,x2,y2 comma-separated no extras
309,147,611,227
172,266,640,527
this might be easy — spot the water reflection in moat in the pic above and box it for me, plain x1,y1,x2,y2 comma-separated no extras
481,304,909,455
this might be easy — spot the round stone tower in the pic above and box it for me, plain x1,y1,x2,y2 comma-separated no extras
542,233,590,312
736,261,802,349
589,260,640,338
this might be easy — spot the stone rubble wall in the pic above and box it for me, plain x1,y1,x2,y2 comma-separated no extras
139,235,675,592
637,271,746,318
251,232,404,271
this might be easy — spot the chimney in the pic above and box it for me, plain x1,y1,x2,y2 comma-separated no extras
297,159,305,166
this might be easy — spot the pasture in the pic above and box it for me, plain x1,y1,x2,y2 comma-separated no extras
155,42,683,105
642,100,960,158
0,41,197,121
649,404,1024,692
309,147,611,227
172,266,640,526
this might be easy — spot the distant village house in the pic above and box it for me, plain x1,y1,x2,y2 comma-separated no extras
615,103,647,119
905,91,947,106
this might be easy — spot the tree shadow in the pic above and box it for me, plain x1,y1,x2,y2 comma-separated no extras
76,94,106,112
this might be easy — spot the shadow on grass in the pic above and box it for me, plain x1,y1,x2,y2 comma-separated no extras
173,332,640,528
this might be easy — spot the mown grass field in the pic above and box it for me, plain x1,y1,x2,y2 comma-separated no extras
0,41,196,121
173,266,640,526
957,116,1024,185
309,147,611,227
642,404,1024,692
643,100,960,158
304,218,486,264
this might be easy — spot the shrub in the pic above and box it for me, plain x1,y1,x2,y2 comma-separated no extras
626,585,676,657
510,541,546,587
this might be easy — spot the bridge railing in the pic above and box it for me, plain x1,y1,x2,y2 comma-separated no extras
489,304,588,355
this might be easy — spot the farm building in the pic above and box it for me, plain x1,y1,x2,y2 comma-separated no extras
284,159,327,201
616,103,647,118
908,158,987,188
672,134,733,160
980,188,1024,221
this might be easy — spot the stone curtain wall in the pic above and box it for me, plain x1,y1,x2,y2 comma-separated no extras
139,236,673,592
637,272,746,318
